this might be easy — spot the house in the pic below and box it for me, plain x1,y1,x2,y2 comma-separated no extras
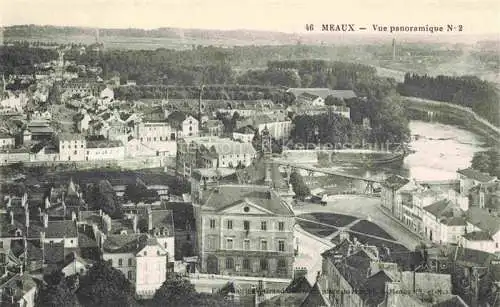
380,175,421,221
179,115,199,138
40,213,79,249
469,181,500,210
249,114,292,140
61,251,92,277
422,199,467,244
232,126,256,143
193,184,295,278
203,119,224,137
287,88,357,104
102,233,168,299
457,167,497,195
176,136,256,177
58,133,86,161
296,92,325,106
99,87,114,106
85,139,125,161
135,121,177,154
0,134,15,150
460,231,497,254
465,207,500,253
0,273,38,307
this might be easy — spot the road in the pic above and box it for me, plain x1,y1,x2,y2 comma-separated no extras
293,195,423,250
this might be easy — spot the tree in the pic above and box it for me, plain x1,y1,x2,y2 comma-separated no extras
37,272,78,307
289,170,310,200
77,261,134,307
471,151,491,174
324,95,345,106
151,274,236,307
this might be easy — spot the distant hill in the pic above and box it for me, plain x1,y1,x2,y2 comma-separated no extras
2,25,498,49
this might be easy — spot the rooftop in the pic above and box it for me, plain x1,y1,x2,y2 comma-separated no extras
201,184,294,216
287,88,357,100
457,167,497,183
466,207,500,235
86,139,124,148
382,175,411,190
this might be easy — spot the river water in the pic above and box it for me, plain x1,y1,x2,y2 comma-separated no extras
363,120,488,181
304,120,489,183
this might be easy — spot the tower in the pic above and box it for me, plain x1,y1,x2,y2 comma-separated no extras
261,126,273,185
392,38,396,61
198,85,205,131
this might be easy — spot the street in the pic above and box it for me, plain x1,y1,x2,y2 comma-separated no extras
293,195,423,250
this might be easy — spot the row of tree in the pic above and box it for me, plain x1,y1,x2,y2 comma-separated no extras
36,262,237,307
398,73,500,126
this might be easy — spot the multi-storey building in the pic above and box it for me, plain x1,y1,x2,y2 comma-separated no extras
193,184,295,278
58,133,86,161
0,134,15,150
176,136,256,177
136,121,176,144
85,139,125,161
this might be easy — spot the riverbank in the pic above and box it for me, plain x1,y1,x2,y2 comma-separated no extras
403,97,500,144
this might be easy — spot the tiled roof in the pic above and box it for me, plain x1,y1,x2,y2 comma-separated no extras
0,274,38,302
46,220,78,238
462,231,493,241
103,233,145,253
86,139,124,148
423,199,466,226
433,295,469,307
150,209,175,236
284,275,312,294
260,293,308,307
58,133,85,141
457,167,497,182
298,92,320,100
300,281,330,307
201,185,294,216
382,175,410,190
466,207,500,235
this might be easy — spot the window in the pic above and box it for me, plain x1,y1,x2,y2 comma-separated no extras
278,222,284,231
226,238,233,250
160,137,163,141
157,251,161,255
74,150,77,155
144,251,147,256
128,271,133,280
227,220,233,229
108,259,113,266
164,242,168,249
210,219,216,229
261,240,267,251
0,242,2,248
261,221,267,231
244,239,250,250
225,257,234,269
154,137,156,141
243,258,250,270
244,221,250,231
70,240,73,244
278,240,285,252
260,259,268,271
128,258,133,266
62,145,64,149
118,259,123,267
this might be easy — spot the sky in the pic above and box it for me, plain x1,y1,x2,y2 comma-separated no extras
1,0,499,34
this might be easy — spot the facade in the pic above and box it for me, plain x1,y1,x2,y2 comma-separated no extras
233,126,256,143
177,136,256,177
85,139,125,161
193,185,295,279
460,231,497,254
381,175,421,221
296,92,325,106
136,121,176,144
422,199,467,244
250,114,292,140
457,167,497,195
203,120,224,137
0,134,15,150
179,116,199,138
58,133,86,161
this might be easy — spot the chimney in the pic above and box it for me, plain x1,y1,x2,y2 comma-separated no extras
71,211,77,222
25,209,29,229
43,213,49,228
10,211,14,225
147,207,153,231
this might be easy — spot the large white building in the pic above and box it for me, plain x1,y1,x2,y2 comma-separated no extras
58,133,86,162
85,139,125,161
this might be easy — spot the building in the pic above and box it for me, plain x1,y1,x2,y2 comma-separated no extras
464,207,500,253
381,175,421,221
136,121,176,144
460,231,497,254
287,88,357,104
296,92,325,106
250,114,292,140
193,184,295,278
203,119,224,137
85,139,125,161
76,110,91,133
179,115,199,138
469,181,500,210
0,134,15,150
232,126,256,143
176,136,256,177
58,133,86,161
0,274,38,307
457,167,497,196
422,199,467,244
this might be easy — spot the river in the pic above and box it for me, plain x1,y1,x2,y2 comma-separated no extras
292,120,489,183
356,120,489,181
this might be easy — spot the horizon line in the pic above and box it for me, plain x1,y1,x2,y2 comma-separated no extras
2,23,500,38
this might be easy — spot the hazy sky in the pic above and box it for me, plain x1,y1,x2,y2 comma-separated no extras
1,0,499,34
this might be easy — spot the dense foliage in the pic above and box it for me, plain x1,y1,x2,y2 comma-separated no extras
36,272,79,307
471,149,500,178
398,73,500,126
289,170,310,200
77,261,135,307
83,180,123,218
0,45,58,76
150,273,237,307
